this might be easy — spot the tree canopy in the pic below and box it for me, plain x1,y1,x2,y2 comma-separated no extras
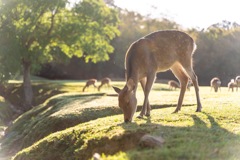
0,0,119,79
0,0,120,109
195,26,240,85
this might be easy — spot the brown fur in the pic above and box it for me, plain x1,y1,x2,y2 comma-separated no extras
235,76,240,91
210,77,221,92
82,79,97,92
168,80,191,91
113,30,202,122
228,80,238,92
98,77,111,91
168,80,180,90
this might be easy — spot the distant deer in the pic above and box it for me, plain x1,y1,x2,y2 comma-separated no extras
98,77,111,91
228,79,238,92
113,30,202,122
82,79,97,92
235,76,240,91
210,77,221,92
187,80,192,91
168,80,191,91
168,80,180,90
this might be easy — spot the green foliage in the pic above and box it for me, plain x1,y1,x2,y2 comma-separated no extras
0,96,14,125
0,0,120,80
71,0,120,63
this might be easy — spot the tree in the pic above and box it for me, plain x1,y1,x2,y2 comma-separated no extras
194,25,240,85
0,0,119,110
38,9,182,80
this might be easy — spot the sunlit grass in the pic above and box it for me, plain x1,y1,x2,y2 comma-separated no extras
1,80,240,160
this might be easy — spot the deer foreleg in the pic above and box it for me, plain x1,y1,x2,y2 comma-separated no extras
138,74,155,118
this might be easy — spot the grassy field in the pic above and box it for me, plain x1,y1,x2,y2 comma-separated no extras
1,80,240,160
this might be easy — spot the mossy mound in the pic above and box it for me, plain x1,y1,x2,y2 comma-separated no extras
12,105,240,160
1,92,122,157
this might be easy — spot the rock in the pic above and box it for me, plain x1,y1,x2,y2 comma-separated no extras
139,134,165,148
92,153,101,160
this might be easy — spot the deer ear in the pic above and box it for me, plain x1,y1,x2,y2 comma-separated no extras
126,79,135,91
112,86,121,94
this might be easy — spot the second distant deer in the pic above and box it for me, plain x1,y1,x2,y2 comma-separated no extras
98,77,111,91
228,79,237,92
210,77,221,92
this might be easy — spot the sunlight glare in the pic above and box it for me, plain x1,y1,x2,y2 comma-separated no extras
114,0,240,29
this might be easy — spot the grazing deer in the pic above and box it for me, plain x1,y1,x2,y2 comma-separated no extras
82,79,97,92
228,79,237,92
187,80,192,91
210,77,221,92
113,30,202,122
168,80,191,91
168,80,180,90
98,77,111,91
235,76,240,91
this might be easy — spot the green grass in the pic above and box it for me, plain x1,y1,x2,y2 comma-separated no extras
1,81,240,160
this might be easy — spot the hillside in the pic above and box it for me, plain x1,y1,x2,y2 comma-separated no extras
1,81,240,160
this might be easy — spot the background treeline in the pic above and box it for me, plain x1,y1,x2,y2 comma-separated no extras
0,0,240,119
38,10,240,86
1,0,240,87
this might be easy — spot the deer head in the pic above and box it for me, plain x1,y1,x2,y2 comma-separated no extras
113,79,137,123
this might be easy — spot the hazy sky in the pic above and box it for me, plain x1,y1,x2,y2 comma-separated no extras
114,0,240,29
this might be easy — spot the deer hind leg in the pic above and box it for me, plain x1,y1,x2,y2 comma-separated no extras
184,67,202,112
171,64,189,113
138,74,156,118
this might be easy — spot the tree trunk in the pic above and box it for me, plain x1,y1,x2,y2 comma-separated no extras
22,60,33,111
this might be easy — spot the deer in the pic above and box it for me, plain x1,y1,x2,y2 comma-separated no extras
168,80,191,91
210,77,221,92
235,76,240,91
98,77,111,91
228,79,238,92
168,80,180,90
187,80,192,91
82,79,97,92
113,30,202,123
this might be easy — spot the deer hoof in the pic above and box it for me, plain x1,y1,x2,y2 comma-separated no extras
196,108,202,112
172,110,179,114
145,113,150,117
137,115,144,119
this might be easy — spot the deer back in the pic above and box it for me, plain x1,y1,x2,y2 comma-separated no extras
125,30,195,80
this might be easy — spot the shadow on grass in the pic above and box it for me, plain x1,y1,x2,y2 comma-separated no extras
1,89,196,158
59,111,240,160
62,111,239,160
4,88,239,160
6,109,240,160
108,112,240,160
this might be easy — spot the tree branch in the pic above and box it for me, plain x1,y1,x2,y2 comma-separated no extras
47,5,60,37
